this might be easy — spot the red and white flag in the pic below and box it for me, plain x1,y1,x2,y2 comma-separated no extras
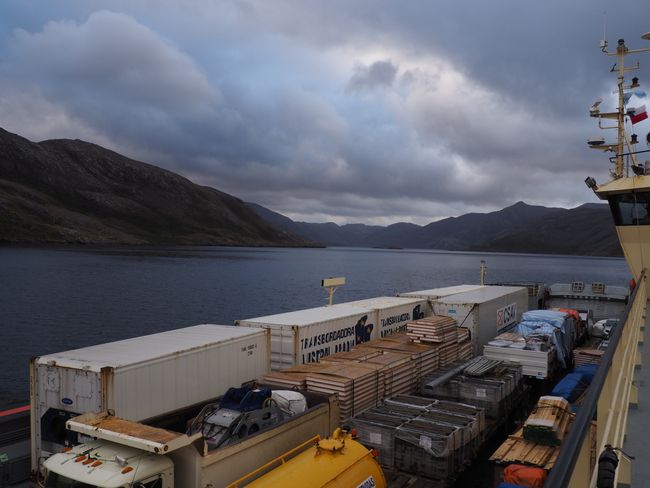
630,105,648,124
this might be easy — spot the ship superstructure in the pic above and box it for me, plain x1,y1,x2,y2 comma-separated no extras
587,35,650,283
544,33,650,488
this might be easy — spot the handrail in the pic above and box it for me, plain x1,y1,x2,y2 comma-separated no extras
544,269,645,487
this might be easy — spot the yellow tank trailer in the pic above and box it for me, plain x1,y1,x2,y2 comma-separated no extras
228,428,387,488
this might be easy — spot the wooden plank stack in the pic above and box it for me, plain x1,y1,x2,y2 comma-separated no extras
406,316,466,366
490,428,560,470
407,316,458,344
439,341,459,367
364,351,415,396
573,347,604,367
263,332,445,421
523,396,572,446
457,327,470,343
261,362,329,389
357,336,441,388
305,363,383,419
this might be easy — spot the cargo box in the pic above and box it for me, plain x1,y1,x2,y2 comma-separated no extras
237,305,375,370
431,286,529,354
335,296,428,338
30,324,269,469
399,285,485,315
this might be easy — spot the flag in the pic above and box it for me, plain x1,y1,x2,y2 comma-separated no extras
624,92,633,104
630,105,648,124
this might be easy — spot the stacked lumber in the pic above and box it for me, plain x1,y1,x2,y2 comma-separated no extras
364,351,415,396
573,348,604,366
407,316,457,344
267,334,446,420
439,341,459,367
319,348,382,363
457,327,470,343
458,340,473,361
357,335,441,386
523,396,572,446
490,428,560,470
305,363,383,419
261,362,329,389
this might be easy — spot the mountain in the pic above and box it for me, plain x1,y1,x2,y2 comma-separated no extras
248,201,623,256
471,203,621,256
247,202,383,246
0,128,307,246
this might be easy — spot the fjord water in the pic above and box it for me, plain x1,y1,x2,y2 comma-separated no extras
0,246,630,406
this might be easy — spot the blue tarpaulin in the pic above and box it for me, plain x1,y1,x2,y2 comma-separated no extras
551,372,588,402
574,364,599,384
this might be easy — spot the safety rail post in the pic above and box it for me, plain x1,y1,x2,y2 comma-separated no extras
544,270,646,488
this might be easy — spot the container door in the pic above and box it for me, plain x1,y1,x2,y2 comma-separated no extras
35,366,102,463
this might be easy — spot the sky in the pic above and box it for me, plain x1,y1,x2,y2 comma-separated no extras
0,1,649,225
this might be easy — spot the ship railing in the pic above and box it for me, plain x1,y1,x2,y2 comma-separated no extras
545,269,646,487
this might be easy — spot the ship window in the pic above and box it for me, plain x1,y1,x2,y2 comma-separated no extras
608,191,650,225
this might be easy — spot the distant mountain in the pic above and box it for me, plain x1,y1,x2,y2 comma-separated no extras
471,203,621,256
248,201,623,256
247,202,383,246
0,128,308,246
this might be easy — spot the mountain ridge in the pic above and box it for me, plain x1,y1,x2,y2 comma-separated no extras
248,201,622,256
0,128,308,246
0,126,622,256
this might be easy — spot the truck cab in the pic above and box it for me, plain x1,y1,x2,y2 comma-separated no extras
43,440,174,488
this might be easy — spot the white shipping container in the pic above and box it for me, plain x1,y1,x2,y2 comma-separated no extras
431,286,528,354
30,324,269,469
237,305,376,370
335,296,429,338
399,285,485,315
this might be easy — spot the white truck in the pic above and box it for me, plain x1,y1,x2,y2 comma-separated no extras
41,389,339,487
31,324,271,473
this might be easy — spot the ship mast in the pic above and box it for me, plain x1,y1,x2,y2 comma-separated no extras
589,36,650,179
586,32,650,286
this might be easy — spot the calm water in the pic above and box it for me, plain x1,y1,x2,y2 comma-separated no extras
0,246,631,406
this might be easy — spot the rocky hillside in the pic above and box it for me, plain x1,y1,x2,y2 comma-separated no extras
249,202,622,257
0,128,306,246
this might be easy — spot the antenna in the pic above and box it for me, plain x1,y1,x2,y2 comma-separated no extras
600,12,608,52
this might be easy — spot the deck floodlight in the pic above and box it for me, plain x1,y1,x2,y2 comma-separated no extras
585,176,598,190
632,164,645,176
321,276,346,306
588,137,605,146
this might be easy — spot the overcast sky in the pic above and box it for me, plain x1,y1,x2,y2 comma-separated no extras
1,1,649,225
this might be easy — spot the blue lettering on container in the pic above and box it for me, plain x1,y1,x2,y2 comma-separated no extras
61,398,74,406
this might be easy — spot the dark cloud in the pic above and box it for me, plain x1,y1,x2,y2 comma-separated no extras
0,2,647,224
348,60,398,92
